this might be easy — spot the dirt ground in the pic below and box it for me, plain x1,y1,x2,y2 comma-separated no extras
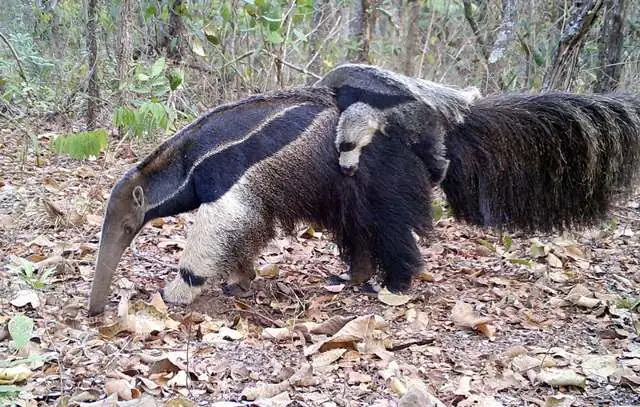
1,124,639,407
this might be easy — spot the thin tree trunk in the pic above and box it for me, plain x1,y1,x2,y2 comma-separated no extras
593,0,628,92
542,0,604,91
116,0,133,137
165,0,187,61
347,0,371,63
306,0,329,84
86,0,100,130
402,0,420,75
487,0,518,90
462,0,489,62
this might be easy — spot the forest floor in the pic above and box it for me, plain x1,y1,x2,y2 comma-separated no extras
1,123,639,407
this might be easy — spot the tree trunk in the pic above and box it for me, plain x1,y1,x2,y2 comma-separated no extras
86,0,100,130
462,0,489,61
402,0,420,76
347,0,371,63
306,0,330,83
116,0,133,137
487,0,518,90
542,0,604,91
593,0,628,93
163,0,187,61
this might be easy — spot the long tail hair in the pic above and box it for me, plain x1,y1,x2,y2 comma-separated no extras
441,92,640,232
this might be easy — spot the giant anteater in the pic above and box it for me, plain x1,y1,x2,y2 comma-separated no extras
88,86,463,315
89,66,640,316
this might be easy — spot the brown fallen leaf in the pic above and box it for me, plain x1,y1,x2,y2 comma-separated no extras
451,301,495,338
98,297,180,338
104,379,140,401
0,365,32,384
307,315,356,336
257,264,279,279
10,290,41,308
242,363,312,401
537,368,586,388
378,288,412,306
304,314,391,360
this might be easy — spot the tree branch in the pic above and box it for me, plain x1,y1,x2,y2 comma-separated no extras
462,0,488,61
543,0,604,91
0,31,28,83
262,49,321,79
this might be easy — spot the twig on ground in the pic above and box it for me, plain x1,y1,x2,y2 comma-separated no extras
389,338,435,351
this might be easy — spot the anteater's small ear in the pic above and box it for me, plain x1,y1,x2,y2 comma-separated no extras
132,186,145,208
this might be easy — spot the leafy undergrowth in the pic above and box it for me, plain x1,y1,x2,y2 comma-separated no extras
1,125,639,407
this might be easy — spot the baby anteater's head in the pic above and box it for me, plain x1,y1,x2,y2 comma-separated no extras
335,102,384,176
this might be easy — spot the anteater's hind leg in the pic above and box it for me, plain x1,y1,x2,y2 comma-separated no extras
377,226,424,293
327,244,378,293
162,189,272,305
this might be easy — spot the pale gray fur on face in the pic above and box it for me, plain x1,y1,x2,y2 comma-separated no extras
336,102,383,173
162,109,337,305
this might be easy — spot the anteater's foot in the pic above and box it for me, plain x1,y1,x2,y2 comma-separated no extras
326,273,351,286
161,275,203,305
384,279,412,295
327,273,379,296
222,282,253,298
357,281,381,296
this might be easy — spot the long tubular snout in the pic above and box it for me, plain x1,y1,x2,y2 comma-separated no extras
88,233,130,316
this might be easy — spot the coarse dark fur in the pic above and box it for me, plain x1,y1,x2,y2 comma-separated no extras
317,64,481,184
89,86,433,314
442,92,640,232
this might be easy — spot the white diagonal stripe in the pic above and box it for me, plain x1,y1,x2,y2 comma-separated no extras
147,103,311,211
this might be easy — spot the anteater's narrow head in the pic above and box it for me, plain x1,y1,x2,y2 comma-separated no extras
88,171,148,316
335,102,383,176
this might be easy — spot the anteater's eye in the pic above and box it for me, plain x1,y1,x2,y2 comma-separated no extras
339,142,356,152
124,225,134,235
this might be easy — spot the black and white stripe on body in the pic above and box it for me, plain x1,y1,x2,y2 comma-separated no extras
316,63,481,181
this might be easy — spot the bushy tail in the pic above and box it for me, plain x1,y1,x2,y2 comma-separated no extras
441,92,640,232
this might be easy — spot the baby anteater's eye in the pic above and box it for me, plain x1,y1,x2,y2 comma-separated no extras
339,142,356,152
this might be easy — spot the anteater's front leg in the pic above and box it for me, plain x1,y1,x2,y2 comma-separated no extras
162,190,272,305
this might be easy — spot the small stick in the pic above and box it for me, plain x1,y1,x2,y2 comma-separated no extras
388,338,435,352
